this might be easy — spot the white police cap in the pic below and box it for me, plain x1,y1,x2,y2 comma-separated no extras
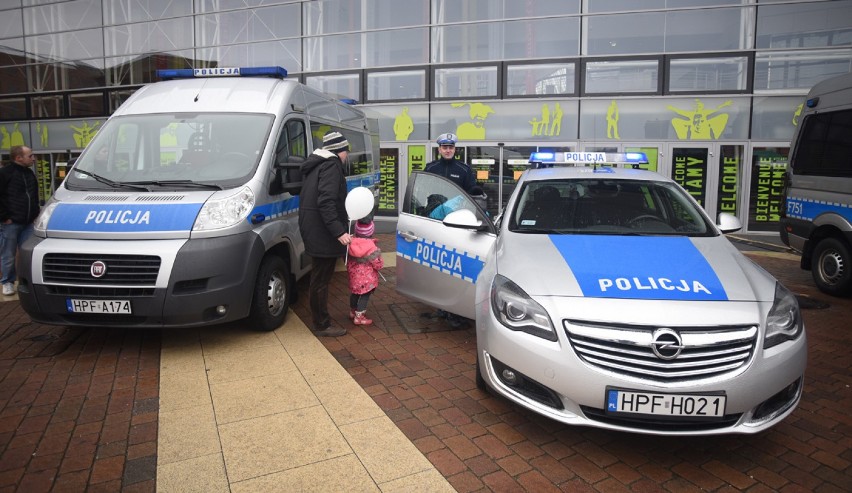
436,133,457,145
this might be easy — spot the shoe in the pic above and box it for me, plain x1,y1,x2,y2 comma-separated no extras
353,310,373,326
446,313,467,329
349,309,356,320
313,326,347,337
2,283,14,296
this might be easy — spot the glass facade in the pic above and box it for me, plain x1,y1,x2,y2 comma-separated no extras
1,0,851,232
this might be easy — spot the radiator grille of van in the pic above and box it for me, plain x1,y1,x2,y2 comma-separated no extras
42,253,160,285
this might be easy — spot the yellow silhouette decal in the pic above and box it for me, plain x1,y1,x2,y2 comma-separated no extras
606,100,620,139
451,102,494,140
0,126,9,150
70,121,101,147
528,103,564,137
393,107,414,141
667,99,732,140
36,122,49,147
792,103,803,127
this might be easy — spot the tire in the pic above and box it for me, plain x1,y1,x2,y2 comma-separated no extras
810,237,852,297
475,353,489,392
249,255,291,331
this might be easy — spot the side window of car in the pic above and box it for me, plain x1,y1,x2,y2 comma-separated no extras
407,172,482,222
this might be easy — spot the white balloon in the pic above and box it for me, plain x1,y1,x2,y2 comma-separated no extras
345,186,374,221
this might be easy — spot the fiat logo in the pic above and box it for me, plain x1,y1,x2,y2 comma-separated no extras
90,261,107,278
650,328,684,360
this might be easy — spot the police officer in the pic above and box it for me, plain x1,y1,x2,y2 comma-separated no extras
424,133,476,193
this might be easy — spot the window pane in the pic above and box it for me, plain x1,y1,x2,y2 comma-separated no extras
365,0,428,29
196,4,300,46
31,94,64,118
197,0,298,12
69,92,105,117
304,33,360,71
26,28,103,60
104,0,192,24
669,57,748,92
506,0,579,17
305,73,360,101
0,97,27,120
367,70,426,101
198,40,302,74
584,0,744,12
434,66,498,98
366,28,428,67
0,9,23,38
0,65,27,93
757,0,852,49
504,17,579,60
23,0,101,35
304,0,360,36
585,60,659,94
0,38,26,67
432,0,505,23
751,96,803,140
754,50,852,92
109,89,136,112
507,63,575,96
585,13,664,55
105,50,193,86
432,24,499,63
27,59,105,91
105,18,192,57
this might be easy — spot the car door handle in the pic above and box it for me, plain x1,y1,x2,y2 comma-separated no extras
399,231,419,242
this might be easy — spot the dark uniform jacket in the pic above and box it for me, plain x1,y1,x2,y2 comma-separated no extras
0,163,40,225
298,149,348,258
424,157,476,192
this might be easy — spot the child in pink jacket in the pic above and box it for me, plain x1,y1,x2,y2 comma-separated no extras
347,219,384,325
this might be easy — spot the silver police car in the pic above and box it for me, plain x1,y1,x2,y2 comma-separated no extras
396,152,806,435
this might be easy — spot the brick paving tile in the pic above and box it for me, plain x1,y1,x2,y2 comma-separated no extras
292,237,852,491
0,300,159,492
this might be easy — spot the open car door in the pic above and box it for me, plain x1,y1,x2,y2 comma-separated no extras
395,171,497,319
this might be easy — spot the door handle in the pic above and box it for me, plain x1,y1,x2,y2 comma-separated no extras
399,231,419,242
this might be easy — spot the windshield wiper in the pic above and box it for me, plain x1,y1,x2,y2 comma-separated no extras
514,228,563,234
124,180,224,190
71,168,151,191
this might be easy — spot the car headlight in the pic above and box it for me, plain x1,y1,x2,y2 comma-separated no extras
764,282,803,349
193,186,255,231
34,201,59,234
490,274,557,341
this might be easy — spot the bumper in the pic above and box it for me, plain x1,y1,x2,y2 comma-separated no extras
18,233,265,328
475,298,807,436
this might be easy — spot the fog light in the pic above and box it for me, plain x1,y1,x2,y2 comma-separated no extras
216,305,227,315
501,369,518,385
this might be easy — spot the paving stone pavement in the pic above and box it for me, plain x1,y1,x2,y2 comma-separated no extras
1,233,851,492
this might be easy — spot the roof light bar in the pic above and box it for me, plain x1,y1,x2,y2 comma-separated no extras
155,66,288,80
528,152,649,169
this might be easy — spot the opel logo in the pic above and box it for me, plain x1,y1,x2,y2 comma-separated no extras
650,328,684,360
90,261,107,278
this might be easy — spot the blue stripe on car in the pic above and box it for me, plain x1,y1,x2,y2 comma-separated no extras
396,233,484,283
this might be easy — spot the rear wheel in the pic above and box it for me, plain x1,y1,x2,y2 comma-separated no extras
249,255,291,331
811,237,852,297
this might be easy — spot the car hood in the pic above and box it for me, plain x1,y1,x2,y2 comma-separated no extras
494,233,777,302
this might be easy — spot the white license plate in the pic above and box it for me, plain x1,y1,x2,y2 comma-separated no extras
606,388,726,418
66,299,132,314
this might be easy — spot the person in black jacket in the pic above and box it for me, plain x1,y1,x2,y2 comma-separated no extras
298,132,353,337
424,132,476,192
1,145,40,296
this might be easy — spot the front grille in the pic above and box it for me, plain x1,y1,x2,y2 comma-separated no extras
45,285,155,297
565,320,757,383
43,253,160,285
580,406,742,432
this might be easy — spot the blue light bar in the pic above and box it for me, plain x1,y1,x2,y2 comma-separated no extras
155,66,288,80
806,97,819,108
624,152,649,163
339,98,358,105
529,151,556,163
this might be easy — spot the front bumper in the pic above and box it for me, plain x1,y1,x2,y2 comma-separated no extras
18,232,265,328
475,297,807,436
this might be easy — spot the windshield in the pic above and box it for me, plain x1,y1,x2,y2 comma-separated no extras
65,113,274,190
508,179,714,236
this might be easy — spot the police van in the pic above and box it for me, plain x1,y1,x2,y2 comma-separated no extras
18,66,379,331
397,152,806,435
781,72,852,297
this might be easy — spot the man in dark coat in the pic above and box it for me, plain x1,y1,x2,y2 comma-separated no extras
298,131,353,337
1,145,40,296
424,132,476,192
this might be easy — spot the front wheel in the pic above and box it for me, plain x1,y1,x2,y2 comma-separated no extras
811,237,852,297
249,255,291,331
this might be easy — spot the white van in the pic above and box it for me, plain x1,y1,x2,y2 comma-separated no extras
781,72,852,296
18,67,379,330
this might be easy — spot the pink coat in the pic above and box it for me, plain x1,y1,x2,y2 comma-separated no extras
347,237,384,295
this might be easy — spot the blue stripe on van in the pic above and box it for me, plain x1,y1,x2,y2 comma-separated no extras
48,203,202,232
249,173,378,223
785,196,852,222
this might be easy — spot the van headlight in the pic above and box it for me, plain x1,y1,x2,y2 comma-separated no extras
34,201,59,233
764,283,803,349
490,274,557,341
193,186,255,231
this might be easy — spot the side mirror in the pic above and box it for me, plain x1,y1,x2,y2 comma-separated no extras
271,156,305,195
717,212,742,234
443,209,484,231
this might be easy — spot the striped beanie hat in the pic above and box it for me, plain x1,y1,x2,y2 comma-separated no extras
322,131,350,153
354,220,375,238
